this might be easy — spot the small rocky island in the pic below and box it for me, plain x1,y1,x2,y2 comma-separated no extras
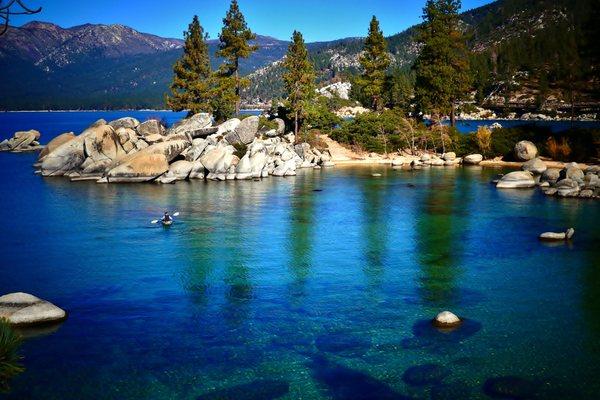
24,114,333,183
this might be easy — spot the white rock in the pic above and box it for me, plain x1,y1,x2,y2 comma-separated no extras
433,311,461,327
0,292,66,326
496,171,536,189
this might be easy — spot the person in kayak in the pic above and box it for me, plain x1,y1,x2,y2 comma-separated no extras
161,211,172,223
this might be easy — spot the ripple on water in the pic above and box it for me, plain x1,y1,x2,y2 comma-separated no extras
431,381,473,400
196,379,290,400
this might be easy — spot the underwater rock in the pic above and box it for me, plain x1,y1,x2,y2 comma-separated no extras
483,376,540,400
196,379,289,400
402,364,451,387
315,331,372,358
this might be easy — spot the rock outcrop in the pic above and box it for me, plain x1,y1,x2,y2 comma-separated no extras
0,130,42,152
463,154,483,165
31,113,332,184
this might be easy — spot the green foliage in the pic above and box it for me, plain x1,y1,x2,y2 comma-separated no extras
303,97,343,134
166,16,212,116
330,110,418,153
282,31,316,134
232,142,248,159
0,319,24,393
413,0,471,120
210,74,237,122
258,116,278,131
217,0,258,113
384,68,414,110
356,16,391,111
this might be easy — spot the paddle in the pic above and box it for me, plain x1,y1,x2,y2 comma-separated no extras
151,212,180,224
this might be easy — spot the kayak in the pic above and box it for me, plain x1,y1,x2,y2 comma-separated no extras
162,220,173,226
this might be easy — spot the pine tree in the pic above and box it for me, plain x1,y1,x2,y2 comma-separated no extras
166,16,212,116
282,31,315,136
217,0,258,115
413,0,471,126
358,16,391,111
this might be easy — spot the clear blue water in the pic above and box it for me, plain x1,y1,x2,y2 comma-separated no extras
1,112,600,399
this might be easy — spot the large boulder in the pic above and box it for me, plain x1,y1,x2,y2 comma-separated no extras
0,292,66,326
168,113,212,138
216,118,241,135
274,118,285,135
522,158,547,175
463,154,483,165
83,124,126,164
442,152,456,161
166,160,194,181
541,168,561,183
136,119,165,137
555,178,579,197
225,116,259,145
184,138,210,161
108,117,139,130
189,160,206,179
563,163,584,183
106,139,189,182
38,132,75,161
41,127,97,176
515,141,538,161
496,171,536,189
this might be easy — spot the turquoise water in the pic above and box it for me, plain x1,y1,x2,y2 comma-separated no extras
1,145,599,398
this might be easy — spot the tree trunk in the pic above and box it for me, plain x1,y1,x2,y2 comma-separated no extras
294,110,299,136
450,103,456,127
235,59,240,116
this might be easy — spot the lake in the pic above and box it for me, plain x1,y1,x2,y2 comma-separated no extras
0,112,599,399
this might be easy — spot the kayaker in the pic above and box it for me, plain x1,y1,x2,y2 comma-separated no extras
161,211,172,223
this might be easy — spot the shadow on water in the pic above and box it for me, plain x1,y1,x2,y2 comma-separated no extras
307,354,414,400
196,379,290,400
401,318,482,355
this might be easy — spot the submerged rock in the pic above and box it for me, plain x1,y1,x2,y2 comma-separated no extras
0,292,66,326
483,376,540,400
402,364,451,387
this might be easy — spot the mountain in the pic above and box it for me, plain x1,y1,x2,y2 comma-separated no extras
0,0,598,111
247,0,600,112
0,22,289,110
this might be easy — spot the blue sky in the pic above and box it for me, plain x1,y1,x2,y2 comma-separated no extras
12,0,493,42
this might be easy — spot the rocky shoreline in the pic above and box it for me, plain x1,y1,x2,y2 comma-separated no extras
1,114,333,183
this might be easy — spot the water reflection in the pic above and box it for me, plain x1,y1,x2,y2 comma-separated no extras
359,175,389,289
287,173,317,305
415,169,471,307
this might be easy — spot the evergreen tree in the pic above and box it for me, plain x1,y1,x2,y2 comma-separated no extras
282,31,315,136
413,0,471,126
217,0,258,115
358,16,391,111
166,16,212,116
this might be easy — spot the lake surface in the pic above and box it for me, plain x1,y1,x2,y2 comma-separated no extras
1,111,600,399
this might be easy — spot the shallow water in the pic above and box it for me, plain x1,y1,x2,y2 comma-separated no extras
1,148,599,399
